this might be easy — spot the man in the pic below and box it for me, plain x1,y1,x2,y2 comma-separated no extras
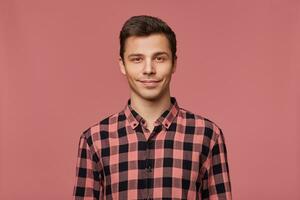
73,15,232,199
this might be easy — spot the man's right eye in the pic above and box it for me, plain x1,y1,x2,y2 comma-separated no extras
131,57,142,63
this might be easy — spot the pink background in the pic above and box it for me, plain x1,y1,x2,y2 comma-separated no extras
1,0,299,199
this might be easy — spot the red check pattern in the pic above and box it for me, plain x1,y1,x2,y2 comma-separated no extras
73,97,232,199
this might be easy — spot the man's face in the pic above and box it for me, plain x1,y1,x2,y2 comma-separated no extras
119,33,176,101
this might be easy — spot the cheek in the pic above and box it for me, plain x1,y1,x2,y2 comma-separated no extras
159,68,173,78
126,71,139,82
125,65,141,76
158,62,173,73
124,67,137,76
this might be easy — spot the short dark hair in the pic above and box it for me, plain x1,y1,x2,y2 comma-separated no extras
119,15,177,64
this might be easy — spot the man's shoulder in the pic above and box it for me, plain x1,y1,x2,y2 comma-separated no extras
80,110,123,138
178,107,223,135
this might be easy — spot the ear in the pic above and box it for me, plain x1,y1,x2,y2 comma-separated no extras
171,58,177,73
119,56,126,75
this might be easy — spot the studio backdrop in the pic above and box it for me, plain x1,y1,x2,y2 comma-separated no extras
0,0,299,199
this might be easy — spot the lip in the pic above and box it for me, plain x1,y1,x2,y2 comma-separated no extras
140,79,160,83
140,80,161,88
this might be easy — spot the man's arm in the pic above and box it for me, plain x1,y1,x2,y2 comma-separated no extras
200,129,232,199
73,133,103,199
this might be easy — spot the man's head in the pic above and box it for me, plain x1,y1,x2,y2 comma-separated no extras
119,15,177,65
118,15,177,102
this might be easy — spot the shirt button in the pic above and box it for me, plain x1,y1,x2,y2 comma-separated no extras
146,165,152,172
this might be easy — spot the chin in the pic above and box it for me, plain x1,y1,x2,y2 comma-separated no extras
138,91,165,101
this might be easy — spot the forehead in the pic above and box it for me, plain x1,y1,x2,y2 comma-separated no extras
124,33,171,55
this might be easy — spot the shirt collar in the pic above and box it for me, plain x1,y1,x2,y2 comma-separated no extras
123,96,180,130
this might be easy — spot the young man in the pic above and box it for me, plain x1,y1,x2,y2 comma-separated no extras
73,15,232,199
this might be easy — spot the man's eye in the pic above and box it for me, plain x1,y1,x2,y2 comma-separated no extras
132,57,142,62
155,56,165,62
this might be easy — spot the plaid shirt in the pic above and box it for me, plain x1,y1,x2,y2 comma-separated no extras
73,97,232,200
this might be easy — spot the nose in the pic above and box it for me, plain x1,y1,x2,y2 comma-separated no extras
143,58,156,75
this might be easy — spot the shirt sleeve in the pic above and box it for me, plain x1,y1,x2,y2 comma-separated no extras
73,134,103,200
200,129,232,199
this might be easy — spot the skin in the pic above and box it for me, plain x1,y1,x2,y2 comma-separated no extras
119,33,177,133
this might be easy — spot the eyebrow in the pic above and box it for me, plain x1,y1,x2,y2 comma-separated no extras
127,51,170,58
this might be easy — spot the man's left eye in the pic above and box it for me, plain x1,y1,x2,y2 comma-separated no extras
155,57,165,62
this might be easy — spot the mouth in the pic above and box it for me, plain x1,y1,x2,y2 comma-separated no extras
139,79,161,88
140,79,160,83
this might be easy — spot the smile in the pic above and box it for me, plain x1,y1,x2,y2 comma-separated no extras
140,80,161,88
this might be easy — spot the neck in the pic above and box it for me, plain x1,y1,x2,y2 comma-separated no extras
130,92,172,124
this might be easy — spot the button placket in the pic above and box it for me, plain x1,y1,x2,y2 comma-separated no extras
145,140,152,173
145,139,153,199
